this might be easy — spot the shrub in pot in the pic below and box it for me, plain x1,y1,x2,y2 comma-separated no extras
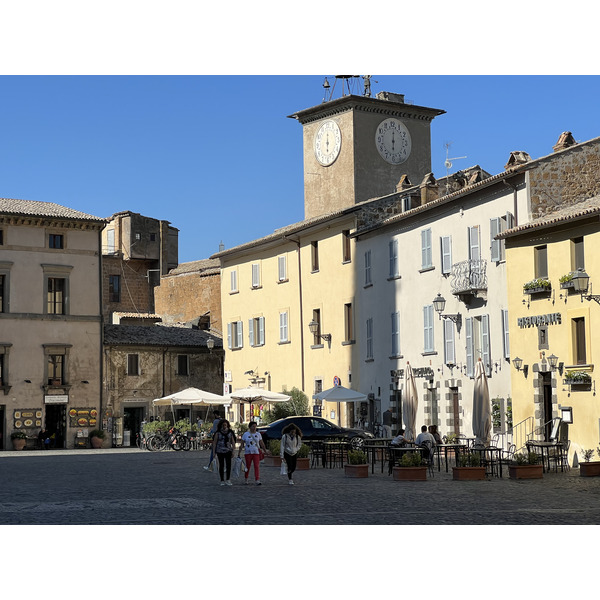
453,451,486,480
296,443,311,470
89,429,106,449
11,430,27,451
579,448,600,477
392,451,427,481
509,451,543,479
263,439,282,467
344,449,368,478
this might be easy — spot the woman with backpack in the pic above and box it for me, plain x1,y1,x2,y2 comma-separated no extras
212,419,237,486
280,423,303,485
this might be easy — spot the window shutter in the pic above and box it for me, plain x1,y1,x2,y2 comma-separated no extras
237,321,243,349
490,218,501,262
482,314,491,375
506,211,515,229
441,236,452,274
230,270,237,292
469,226,480,261
365,250,372,285
421,229,432,269
280,312,288,342
248,319,254,347
391,312,400,356
423,305,434,353
444,319,455,365
466,317,474,377
366,318,373,359
389,240,398,277
258,317,265,345
278,256,286,281
227,323,232,349
252,264,260,287
502,309,510,359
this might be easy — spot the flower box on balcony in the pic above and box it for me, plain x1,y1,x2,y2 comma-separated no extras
563,370,592,386
523,278,551,295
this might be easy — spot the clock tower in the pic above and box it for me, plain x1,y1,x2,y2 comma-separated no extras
289,89,445,220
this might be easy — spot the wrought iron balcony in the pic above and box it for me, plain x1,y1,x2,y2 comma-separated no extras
450,259,488,295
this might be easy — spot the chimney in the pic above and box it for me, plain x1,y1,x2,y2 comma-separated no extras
553,131,576,152
376,91,405,104
420,173,438,205
395,174,412,192
504,151,532,170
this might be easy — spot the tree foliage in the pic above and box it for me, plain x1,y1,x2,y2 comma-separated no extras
261,387,310,424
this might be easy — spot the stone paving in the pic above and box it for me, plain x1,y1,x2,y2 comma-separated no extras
1,448,599,525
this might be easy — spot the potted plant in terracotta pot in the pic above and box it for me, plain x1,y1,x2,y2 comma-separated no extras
11,430,27,451
296,443,311,470
579,449,600,477
344,449,368,478
263,440,282,467
452,451,486,481
509,451,543,479
392,451,428,481
89,429,106,449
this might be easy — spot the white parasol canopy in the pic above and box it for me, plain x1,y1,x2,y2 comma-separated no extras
313,385,367,403
472,358,492,446
225,387,291,403
402,362,418,442
153,387,227,406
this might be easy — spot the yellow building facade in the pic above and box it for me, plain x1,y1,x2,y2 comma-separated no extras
502,197,600,463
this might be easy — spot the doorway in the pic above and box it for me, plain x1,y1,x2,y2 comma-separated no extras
0,405,4,450
45,404,66,448
123,407,144,447
451,387,460,434
542,373,553,440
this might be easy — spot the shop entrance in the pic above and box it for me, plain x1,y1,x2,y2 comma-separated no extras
0,405,5,450
451,387,461,434
45,404,66,448
541,372,553,440
123,407,144,447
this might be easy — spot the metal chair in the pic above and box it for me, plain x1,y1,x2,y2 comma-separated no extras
310,441,327,468
419,441,435,477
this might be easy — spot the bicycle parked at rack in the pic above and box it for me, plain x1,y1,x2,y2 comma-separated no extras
147,427,191,451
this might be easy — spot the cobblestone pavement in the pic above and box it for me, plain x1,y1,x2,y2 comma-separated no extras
1,448,599,525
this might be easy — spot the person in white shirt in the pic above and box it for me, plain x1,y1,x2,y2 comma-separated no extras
280,423,303,485
390,429,408,447
415,425,436,460
240,421,267,485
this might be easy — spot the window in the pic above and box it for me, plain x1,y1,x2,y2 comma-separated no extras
364,250,372,286
0,274,4,313
342,230,351,262
571,237,585,271
48,354,64,384
0,261,11,313
149,233,157,242
465,315,491,376
490,213,514,263
344,303,354,342
278,255,287,282
444,319,456,365
249,316,265,347
502,309,510,359
423,305,434,353
0,344,10,388
366,317,373,360
311,241,319,272
47,277,66,314
227,321,243,350
389,239,399,278
251,263,261,288
279,311,289,343
534,245,548,279
230,269,238,293
441,236,452,275
468,226,481,261
106,229,115,253
127,354,139,376
177,354,189,376
48,234,64,249
421,228,432,269
312,309,322,346
0,353,4,386
573,317,586,364
391,311,400,357
0,230,3,245
109,275,121,302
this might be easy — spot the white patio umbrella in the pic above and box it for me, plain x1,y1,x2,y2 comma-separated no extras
472,358,492,446
225,387,291,402
153,387,226,406
313,385,367,426
402,362,418,442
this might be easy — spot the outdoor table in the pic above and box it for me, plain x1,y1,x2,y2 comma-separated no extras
469,446,503,477
362,444,390,474
387,445,426,475
433,444,468,472
526,440,564,473
457,437,476,449
323,441,350,468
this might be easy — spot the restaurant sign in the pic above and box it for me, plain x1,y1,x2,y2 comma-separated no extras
517,312,562,328
390,367,434,379
44,395,69,404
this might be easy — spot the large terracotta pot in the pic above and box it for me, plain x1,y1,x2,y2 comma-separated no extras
344,463,368,478
296,457,310,470
90,436,104,449
12,439,26,451
452,466,486,481
392,466,427,481
579,462,600,477
508,464,543,479
262,455,282,467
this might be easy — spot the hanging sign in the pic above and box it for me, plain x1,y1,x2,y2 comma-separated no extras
333,376,341,386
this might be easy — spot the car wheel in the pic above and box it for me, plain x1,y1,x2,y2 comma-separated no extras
349,436,364,450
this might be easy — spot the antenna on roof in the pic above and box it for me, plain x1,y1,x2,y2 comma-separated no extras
444,142,467,195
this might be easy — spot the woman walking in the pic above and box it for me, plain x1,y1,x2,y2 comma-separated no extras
212,420,236,486
240,421,267,485
280,423,303,485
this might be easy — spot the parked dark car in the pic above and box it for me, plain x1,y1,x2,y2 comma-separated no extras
257,416,374,448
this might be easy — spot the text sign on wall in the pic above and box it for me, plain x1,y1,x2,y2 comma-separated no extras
517,312,562,328
44,395,69,404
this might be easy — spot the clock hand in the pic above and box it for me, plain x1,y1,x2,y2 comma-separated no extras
391,130,395,151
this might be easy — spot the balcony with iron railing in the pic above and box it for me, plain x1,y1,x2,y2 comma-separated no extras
450,259,488,296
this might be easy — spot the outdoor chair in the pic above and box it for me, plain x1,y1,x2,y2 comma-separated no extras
490,434,500,447
500,443,516,468
419,441,435,477
548,440,570,472
310,441,327,468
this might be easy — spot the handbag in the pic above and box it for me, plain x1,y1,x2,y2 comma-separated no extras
280,460,288,476
232,456,243,477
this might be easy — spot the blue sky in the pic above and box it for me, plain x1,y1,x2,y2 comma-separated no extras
1,75,600,263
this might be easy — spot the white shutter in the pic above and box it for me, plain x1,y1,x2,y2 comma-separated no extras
258,317,265,345
252,263,260,287
423,305,434,353
502,309,510,359
366,318,373,359
227,323,232,349
365,250,372,285
248,319,254,347
444,319,455,365
441,236,452,274
421,228,432,268
466,317,474,377
280,312,288,342
230,270,237,292
490,218,501,262
481,314,491,375
237,321,243,349
107,229,115,253
389,240,398,277
391,312,400,356
469,226,480,261
278,256,286,281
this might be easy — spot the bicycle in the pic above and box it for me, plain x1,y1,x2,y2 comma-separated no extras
135,432,149,450
147,427,191,451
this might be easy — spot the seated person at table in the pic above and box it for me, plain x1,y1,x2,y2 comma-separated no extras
428,425,443,445
390,429,408,447
415,425,436,459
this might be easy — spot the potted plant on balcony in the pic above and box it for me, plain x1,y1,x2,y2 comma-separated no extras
452,451,486,480
392,451,428,481
559,272,575,289
579,449,600,477
263,440,282,467
508,451,543,479
523,278,552,295
10,430,27,451
344,449,368,478
296,443,311,470
89,429,106,449
563,370,592,386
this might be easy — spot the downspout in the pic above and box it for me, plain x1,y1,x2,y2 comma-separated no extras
284,236,305,392
98,226,104,434
502,179,519,227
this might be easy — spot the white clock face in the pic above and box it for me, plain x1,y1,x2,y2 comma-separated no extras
376,118,411,164
314,120,342,166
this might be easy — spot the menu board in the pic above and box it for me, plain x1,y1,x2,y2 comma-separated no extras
69,408,98,428
14,409,42,430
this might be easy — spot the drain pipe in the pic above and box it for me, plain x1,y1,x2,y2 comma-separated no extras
502,179,519,226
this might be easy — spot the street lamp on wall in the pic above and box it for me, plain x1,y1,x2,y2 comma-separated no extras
308,319,332,343
206,338,215,352
512,356,529,377
432,294,462,328
572,268,600,304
